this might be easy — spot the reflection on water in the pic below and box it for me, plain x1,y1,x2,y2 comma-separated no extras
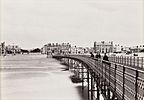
0,54,83,100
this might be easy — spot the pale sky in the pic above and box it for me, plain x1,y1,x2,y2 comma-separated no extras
1,0,144,49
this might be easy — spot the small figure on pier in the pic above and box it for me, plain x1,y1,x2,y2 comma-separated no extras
95,52,101,59
103,53,110,65
90,52,94,58
103,53,109,61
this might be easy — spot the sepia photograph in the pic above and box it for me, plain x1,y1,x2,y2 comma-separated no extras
0,0,144,100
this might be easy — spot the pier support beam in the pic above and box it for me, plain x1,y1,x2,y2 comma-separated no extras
87,69,90,100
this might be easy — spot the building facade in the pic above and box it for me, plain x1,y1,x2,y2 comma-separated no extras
70,46,86,54
0,42,21,55
113,44,123,53
0,42,6,56
94,41,113,53
41,43,71,55
130,45,144,53
6,45,21,54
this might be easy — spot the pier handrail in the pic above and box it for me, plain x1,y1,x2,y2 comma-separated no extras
53,55,144,100
65,54,144,70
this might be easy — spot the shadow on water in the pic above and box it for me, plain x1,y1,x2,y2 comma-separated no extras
69,75,83,83
76,85,88,100
60,62,69,66
69,74,88,100
60,67,69,71
59,61,88,100
60,63,69,71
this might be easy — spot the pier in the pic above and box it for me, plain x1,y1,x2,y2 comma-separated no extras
53,55,144,100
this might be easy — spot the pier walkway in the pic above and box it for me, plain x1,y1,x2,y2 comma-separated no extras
53,55,144,100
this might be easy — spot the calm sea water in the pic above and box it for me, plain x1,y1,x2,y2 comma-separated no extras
0,54,83,100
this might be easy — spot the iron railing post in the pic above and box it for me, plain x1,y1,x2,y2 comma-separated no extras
103,64,106,96
112,64,117,100
127,56,129,66
122,56,123,64
104,64,106,96
82,65,84,92
122,66,125,100
137,57,139,67
97,76,100,100
87,69,90,100
130,56,132,66
125,56,127,65
135,70,139,100
91,72,94,100
142,57,143,68
108,62,111,99
134,57,135,67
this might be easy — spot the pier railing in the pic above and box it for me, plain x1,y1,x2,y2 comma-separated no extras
68,54,144,69
109,56,144,69
95,58,144,100
53,55,144,100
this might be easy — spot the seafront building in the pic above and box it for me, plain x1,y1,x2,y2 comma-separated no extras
113,45,144,53
94,41,113,53
113,45,131,53
41,43,71,55
113,44,122,53
6,45,21,54
0,42,6,56
41,43,94,55
130,45,144,53
93,41,144,54
70,46,88,54
0,42,21,55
